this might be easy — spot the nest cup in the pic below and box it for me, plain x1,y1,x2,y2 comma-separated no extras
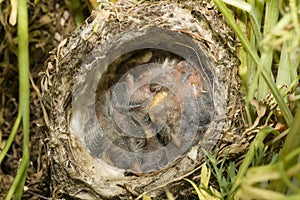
42,0,241,199
71,27,215,174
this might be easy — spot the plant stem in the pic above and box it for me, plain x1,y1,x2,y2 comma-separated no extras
0,113,21,164
5,0,30,198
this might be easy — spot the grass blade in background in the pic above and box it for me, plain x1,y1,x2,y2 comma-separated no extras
223,0,262,42
213,0,293,125
274,108,300,193
274,4,300,88
212,0,299,199
3,0,31,199
228,127,278,199
276,37,294,88
257,0,280,100
0,113,21,164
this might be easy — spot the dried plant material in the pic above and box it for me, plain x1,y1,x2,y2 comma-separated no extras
9,0,17,26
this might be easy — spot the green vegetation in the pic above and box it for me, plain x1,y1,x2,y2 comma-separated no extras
184,0,300,199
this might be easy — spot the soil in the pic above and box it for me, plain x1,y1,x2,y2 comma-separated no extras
0,0,81,198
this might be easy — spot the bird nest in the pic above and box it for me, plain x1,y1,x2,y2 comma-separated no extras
41,0,242,199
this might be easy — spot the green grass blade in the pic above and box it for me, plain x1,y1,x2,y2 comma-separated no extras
184,178,203,199
274,108,300,193
278,161,300,193
240,185,285,200
275,28,299,89
290,0,299,41
213,0,293,126
279,109,300,166
165,189,175,200
257,0,280,100
276,39,293,87
142,194,152,200
5,155,29,200
228,126,277,199
0,113,21,164
5,0,31,198
224,0,262,42
279,194,300,200
223,0,252,12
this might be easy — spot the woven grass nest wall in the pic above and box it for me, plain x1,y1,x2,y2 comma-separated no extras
41,0,242,199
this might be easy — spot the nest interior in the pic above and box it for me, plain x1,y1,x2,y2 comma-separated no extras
41,0,242,199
